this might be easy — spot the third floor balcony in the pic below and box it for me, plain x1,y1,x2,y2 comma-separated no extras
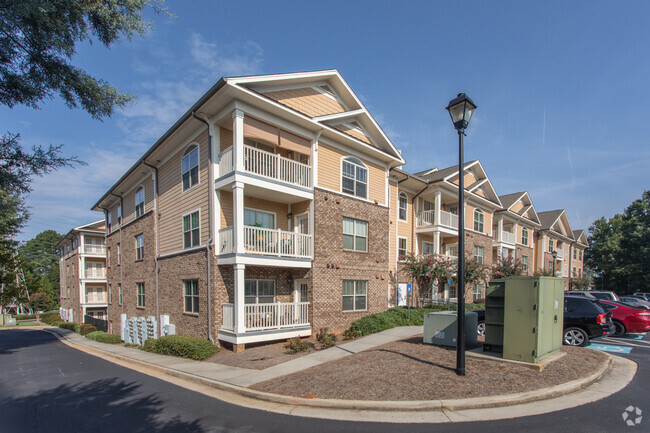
416,209,459,230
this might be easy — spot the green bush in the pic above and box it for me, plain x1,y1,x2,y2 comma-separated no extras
142,335,218,361
39,311,61,325
316,327,337,348
13,314,36,320
285,337,310,354
58,322,80,332
85,331,122,344
79,324,97,335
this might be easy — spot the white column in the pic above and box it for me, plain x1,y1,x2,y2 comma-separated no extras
211,123,221,254
232,110,245,172
312,131,321,188
498,216,504,242
80,233,85,254
513,222,519,245
233,263,246,334
434,231,441,255
233,181,245,254
434,190,442,226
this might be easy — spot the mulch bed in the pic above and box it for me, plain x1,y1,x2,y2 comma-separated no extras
250,336,609,400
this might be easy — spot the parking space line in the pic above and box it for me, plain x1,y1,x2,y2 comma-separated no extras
599,338,650,348
585,343,633,354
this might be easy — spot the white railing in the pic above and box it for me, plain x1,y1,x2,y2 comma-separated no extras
556,248,564,259
84,268,106,279
85,291,107,304
439,210,459,229
217,146,233,178
244,226,312,258
222,303,234,331
218,226,234,254
84,244,106,254
500,230,516,244
439,254,458,262
243,145,312,188
416,210,435,227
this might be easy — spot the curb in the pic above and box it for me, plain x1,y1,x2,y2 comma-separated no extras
43,327,616,413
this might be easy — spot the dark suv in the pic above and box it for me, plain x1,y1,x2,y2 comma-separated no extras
563,297,614,346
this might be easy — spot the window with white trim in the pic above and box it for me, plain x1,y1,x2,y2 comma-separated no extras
245,279,275,304
398,193,408,221
183,211,200,249
548,238,553,253
117,243,121,265
182,145,199,191
549,261,553,272
136,282,145,307
118,283,122,305
579,250,583,260
135,234,144,261
135,187,144,218
422,241,434,255
244,209,275,229
184,280,199,313
522,255,528,273
473,245,484,264
343,217,367,252
398,237,407,259
117,204,122,224
342,280,367,311
521,227,528,246
473,208,484,232
573,248,577,260
342,157,368,199
473,284,483,301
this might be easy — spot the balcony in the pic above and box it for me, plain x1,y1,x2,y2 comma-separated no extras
496,230,516,245
85,292,107,304
555,248,564,260
84,244,106,254
221,302,309,332
217,145,312,189
416,210,459,229
218,226,313,259
84,268,106,279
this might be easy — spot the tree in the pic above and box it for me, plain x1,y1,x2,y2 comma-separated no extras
400,253,455,303
29,292,52,312
19,230,62,304
492,255,524,279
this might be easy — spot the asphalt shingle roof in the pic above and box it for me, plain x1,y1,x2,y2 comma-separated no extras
498,192,525,210
538,210,564,230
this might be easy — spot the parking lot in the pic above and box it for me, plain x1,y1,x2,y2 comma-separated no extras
586,332,650,355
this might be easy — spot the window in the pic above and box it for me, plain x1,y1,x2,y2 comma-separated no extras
579,250,583,260
107,247,111,267
184,280,199,313
398,193,408,221
422,241,434,255
109,284,112,304
182,145,199,191
473,246,484,264
136,283,145,307
117,243,121,265
118,284,122,305
135,187,145,218
573,248,577,260
579,268,582,277
343,217,368,252
548,238,553,253
549,261,553,272
342,280,367,311
398,237,407,259
473,208,484,232
573,267,577,277
473,284,483,301
107,212,112,233
521,227,528,246
183,211,200,248
423,200,434,211
341,157,368,199
522,255,528,273
448,284,456,299
448,205,458,215
135,234,144,260
117,204,122,224
245,279,275,304
244,209,275,228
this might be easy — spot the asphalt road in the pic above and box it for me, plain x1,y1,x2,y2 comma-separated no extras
0,329,647,433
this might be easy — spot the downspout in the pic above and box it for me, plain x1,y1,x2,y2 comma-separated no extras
110,193,124,315
192,111,215,343
143,161,160,324
411,185,430,255
568,241,575,290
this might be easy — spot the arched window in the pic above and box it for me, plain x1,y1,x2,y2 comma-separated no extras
473,208,484,232
182,145,199,191
135,186,145,218
341,157,368,199
398,192,408,221
521,227,529,246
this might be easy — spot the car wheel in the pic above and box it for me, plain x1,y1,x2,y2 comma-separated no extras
613,321,626,337
477,321,485,336
564,327,588,347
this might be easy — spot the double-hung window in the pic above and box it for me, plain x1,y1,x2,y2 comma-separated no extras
244,209,275,228
245,279,275,304
136,282,145,307
473,284,483,301
182,145,199,191
422,241,434,255
342,280,367,311
522,255,528,273
521,227,528,246
184,280,199,313
473,245,484,264
342,157,368,199
183,211,200,248
473,208,484,232
135,187,145,218
398,237,407,259
548,238,553,253
135,234,144,260
398,193,408,221
343,217,368,252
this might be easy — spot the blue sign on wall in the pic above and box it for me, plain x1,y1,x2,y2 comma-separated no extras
407,283,412,294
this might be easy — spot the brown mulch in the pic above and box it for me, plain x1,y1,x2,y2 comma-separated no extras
250,336,609,400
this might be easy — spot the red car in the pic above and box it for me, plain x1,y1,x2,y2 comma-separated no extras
599,300,650,336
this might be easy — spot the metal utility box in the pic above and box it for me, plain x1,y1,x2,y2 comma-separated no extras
484,277,564,363
424,311,478,348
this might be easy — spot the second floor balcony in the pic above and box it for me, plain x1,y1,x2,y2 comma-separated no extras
218,226,313,259
83,244,106,255
416,209,459,230
217,145,312,190
84,268,106,279
494,230,516,245
85,290,107,304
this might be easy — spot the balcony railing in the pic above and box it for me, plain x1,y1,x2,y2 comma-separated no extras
85,292,107,304
221,302,309,332
498,230,516,244
218,226,234,254
555,248,564,259
84,269,106,279
217,145,312,189
416,210,458,229
84,245,106,254
219,226,312,259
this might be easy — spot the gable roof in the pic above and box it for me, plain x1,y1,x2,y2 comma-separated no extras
538,210,575,240
496,191,541,226
416,161,479,183
573,229,588,246
498,192,525,210
55,220,105,249
538,210,564,230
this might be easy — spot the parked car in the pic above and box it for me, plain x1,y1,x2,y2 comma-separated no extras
567,290,619,301
631,292,650,301
564,292,596,298
474,297,614,347
598,300,650,336
619,296,650,310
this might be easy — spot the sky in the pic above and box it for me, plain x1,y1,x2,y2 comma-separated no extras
3,0,650,241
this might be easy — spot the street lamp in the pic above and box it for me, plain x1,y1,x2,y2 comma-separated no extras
552,250,558,276
446,92,477,377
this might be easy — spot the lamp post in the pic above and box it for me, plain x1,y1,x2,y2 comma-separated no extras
552,250,558,276
446,93,477,377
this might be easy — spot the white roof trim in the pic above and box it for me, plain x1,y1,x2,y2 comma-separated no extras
442,160,481,182
313,109,365,122
469,178,489,192
506,192,527,211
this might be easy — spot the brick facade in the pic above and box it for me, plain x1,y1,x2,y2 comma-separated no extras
515,245,534,276
60,253,81,321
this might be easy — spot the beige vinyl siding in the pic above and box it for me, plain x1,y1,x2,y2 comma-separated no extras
218,192,305,232
107,202,119,234
511,200,524,213
220,127,233,152
219,190,233,228
397,190,413,255
291,200,311,228
244,197,289,230
158,131,210,255
466,202,492,234
121,176,154,226
451,171,478,187
264,87,346,118
333,124,372,145
317,143,386,205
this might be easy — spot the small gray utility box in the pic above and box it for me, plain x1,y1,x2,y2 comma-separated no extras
423,311,478,347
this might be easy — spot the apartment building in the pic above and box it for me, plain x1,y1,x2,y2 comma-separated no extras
91,70,405,350
56,221,108,322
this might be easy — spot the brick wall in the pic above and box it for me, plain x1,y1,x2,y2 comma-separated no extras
60,252,81,322
515,245,534,276
464,231,494,300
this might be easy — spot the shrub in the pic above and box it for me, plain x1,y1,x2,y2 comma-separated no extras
285,337,310,354
79,324,97,335
316,328,337,349
142,335,218,361
13,314,36,320
58,322,80,332
39,311,61,325
85,331,122,344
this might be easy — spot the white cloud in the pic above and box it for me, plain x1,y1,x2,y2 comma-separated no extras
189,33,263,77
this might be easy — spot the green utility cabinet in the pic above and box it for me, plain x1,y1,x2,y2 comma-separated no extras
484,277,564,363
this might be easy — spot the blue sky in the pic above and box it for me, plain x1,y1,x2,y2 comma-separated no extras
3,0,650,241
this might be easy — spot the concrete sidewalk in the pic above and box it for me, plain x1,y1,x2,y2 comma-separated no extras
46,325,424,387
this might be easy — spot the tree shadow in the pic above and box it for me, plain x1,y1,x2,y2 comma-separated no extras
0,378,207,433
0,329,58,355
369,348,456,372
